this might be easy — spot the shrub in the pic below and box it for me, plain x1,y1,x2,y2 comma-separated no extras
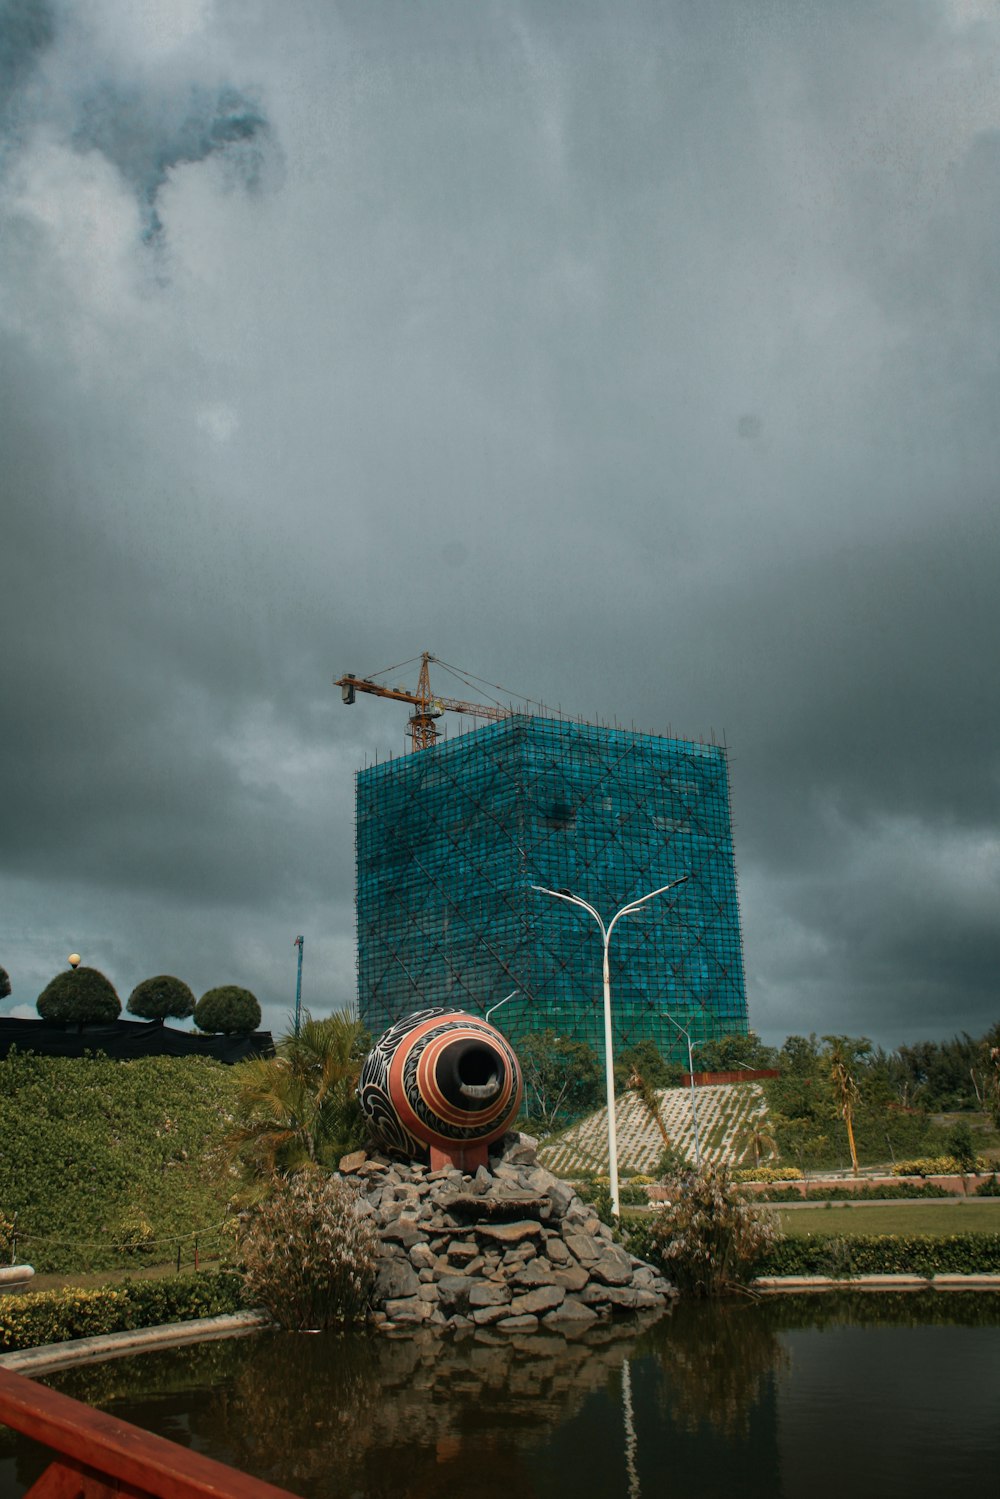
233,1174,378,1329
892,1155,989,1177
619,1181,651,1206
127,975,196,1023
194,986,261,1035
627,1163,778,1297
37,967,121,1025
0,1051,239,1273
111,1208,155,1256
0,1271,246,1352
0,967,10,1001
975,1174,1000,1197
733,1165,804,1183
748,1181,951,1203
758,1233,1000,1278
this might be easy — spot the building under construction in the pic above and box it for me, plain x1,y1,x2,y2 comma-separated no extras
353,710,749,1066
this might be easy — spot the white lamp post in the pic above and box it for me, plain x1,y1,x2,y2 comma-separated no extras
531,877,688,1217
659,1011,703,1166
484,989,519,1025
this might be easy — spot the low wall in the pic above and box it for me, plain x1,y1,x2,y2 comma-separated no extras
645,1173,981,1202
678,1069,779,1087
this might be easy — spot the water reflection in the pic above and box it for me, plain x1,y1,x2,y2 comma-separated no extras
641,1300,790,1439
1,1295,998,1499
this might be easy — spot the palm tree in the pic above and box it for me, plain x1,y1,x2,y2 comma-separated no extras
627,1065,673,1151
824,1035,866,1177
733,1116,778,1169
229,1010,369,1190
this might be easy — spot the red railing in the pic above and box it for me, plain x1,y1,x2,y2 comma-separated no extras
0,1366,300,1499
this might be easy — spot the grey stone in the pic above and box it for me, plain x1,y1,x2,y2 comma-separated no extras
417,1284,441,1303
471,1303,512,1326
564,1232,601,1265
437,1274,474,1311
475,1220,544,1245
509,1285,565,1317
545,1239,571,1264
379,1222,427,1250
543,1297,599,1327
579,1285,641,1311
468,1281,511,1308
501,1244,536,1267
543,1181,577,1219
384,1297,433,1324
447,1241,481,1265
375,1259,421,1301
510,1260,558,1288
491,1164,524,1184
496,1314,539,1330
552,1262,589,1293
409,1242,436,1270
589,1246,635,1287
563,1208,602,1234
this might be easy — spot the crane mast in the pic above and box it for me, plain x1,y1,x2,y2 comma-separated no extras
335,652,509,750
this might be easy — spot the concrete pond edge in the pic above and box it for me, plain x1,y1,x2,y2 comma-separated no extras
2,1274,998,1378
0,1310,271,1376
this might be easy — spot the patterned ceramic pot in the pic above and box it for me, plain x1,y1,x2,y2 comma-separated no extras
357,1007,523,1168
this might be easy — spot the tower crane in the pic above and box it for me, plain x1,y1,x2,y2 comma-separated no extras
334,652,510,750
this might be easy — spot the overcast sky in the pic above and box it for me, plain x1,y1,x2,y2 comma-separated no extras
2,0,998,1049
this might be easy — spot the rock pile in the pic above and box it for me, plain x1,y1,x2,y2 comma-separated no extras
337,1134,675,1333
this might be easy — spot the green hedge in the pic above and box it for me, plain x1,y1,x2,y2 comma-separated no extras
0,1051,240,1272
757,1233,1000,1278
0,1270,248,1352
748,1182,952,1203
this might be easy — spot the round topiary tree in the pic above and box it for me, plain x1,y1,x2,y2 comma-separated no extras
0,967,10,1001
194,985,261,1035
37,966,121,1025
127,974,196,1024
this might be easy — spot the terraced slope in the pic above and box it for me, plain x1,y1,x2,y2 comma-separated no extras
537,1080,769,1177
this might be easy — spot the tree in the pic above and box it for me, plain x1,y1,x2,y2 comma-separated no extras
0,967,10,1002
693,1032,778,1073
127,974,196,1024
194,985,261,1035
517,1030,603,1132
823,1034,870,1178
733,1116,778,1168
946,1118,978,1176
229,1009,369,1182
36,966,121,1025
616,1038,683,1090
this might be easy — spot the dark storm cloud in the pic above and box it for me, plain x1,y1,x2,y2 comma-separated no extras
74,82,273,239
0,0,997,1044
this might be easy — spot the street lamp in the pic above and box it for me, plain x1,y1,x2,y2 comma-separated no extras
659,1011,703,1166
484,989,519,1025
532,877,688,1217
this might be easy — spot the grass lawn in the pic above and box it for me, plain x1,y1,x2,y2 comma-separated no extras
771,1199,1000,1237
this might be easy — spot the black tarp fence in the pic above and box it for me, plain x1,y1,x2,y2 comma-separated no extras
0,1017,274,1063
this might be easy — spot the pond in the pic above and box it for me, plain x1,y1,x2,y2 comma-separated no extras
2,1294,999,1498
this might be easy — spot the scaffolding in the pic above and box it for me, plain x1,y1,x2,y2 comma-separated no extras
355,715,748,1066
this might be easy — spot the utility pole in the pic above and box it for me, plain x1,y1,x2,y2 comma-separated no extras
293,935,304,1036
